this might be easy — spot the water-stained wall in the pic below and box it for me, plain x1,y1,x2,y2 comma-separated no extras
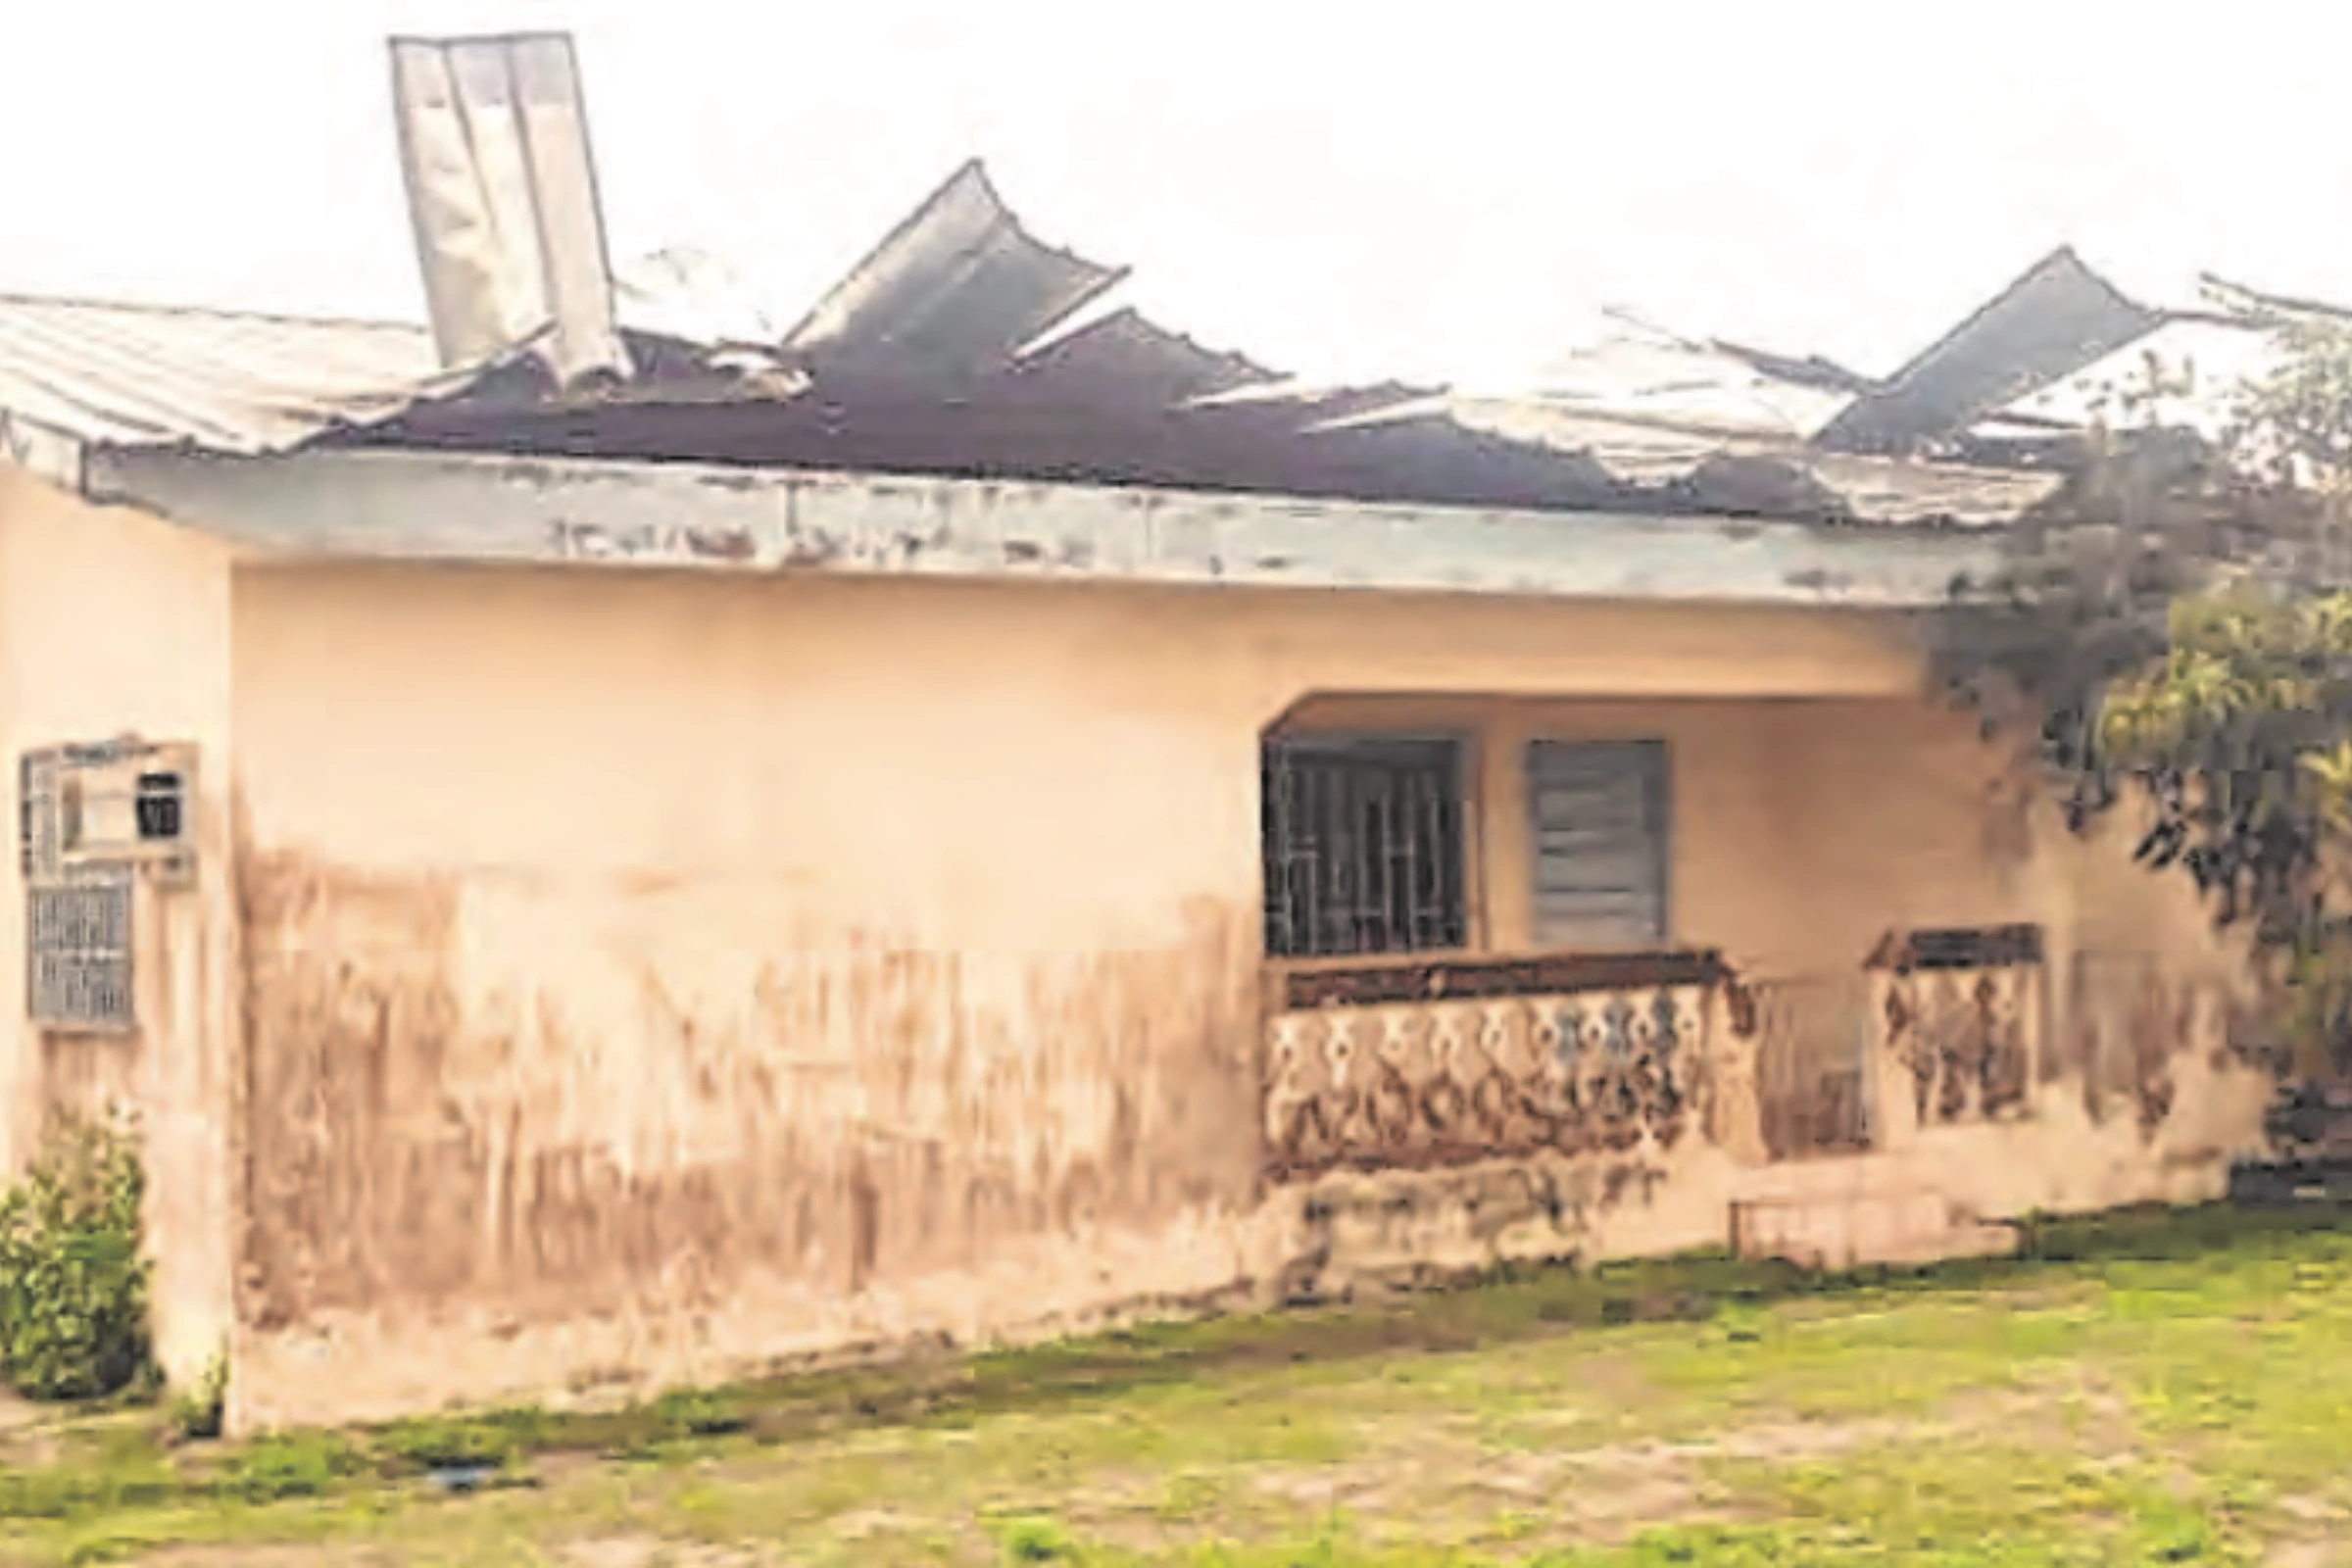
0,469,238,1393
218,560,2275,1429
223,565,1970,1426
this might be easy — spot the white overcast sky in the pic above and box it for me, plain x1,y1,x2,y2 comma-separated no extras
2,0,2347,386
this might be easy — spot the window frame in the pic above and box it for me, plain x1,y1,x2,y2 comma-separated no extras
25,866,135,1034
18,744,154,1035
1259,730,1475,962
1523,736,1673,952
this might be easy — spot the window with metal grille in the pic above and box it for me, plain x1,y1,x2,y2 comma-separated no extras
1525,738,1670,949
26,865,132,1031
1260,736,1468,959
19,750,135,1031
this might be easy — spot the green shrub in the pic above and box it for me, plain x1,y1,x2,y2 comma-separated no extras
0,1119,153,1400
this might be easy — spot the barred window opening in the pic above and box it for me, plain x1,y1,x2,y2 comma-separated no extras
1260,736,1468,960
26,866,132,1032
20,748,136,1032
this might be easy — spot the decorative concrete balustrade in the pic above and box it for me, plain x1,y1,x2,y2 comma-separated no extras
1867,924,2045,1131
1261,926,2064,1182
1261,951,1755,1182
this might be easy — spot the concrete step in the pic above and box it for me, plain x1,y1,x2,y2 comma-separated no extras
1731,1193,2019,1271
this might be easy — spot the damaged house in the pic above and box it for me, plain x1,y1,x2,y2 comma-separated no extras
0,33,2289,1432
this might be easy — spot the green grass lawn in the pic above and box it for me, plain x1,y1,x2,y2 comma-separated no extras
3,1204,2350,1566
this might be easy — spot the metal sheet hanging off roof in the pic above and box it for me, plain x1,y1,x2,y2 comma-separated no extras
1813,248,2166,456
389,32,631,384
782,161,1129,378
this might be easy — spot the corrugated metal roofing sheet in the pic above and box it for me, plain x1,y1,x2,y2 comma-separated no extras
0,270,808,472
1444,279,2280,525
782,161,1128,380
0,294,443,456
1448,394,2060,525
1010,307,1271,406
389,32,631,384
1521,329,1853,451
1812,248,2167,456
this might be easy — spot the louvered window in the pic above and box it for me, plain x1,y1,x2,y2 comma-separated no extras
1525,739,1670,948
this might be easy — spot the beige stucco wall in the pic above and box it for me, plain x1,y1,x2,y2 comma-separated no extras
0,467,238,1393
217,560,2274,1430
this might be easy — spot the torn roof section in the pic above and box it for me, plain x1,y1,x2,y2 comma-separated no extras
341,172,2226,530
782,161,1129,381
389,32,631,386
1813,248,2167,457
0,28,2304,534
1454,252,2304,523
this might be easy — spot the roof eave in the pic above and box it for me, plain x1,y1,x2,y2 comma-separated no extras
82,444,2002,611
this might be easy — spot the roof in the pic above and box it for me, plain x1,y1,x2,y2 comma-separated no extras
0,275,794,489
0,294,441,466
1436,325,2062,526
0,162,2293,534
1435,258,2295,526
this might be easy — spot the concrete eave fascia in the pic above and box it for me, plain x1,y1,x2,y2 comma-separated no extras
83,444,2005,609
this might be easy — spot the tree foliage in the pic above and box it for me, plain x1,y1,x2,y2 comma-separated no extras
1934,316,2352,1067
